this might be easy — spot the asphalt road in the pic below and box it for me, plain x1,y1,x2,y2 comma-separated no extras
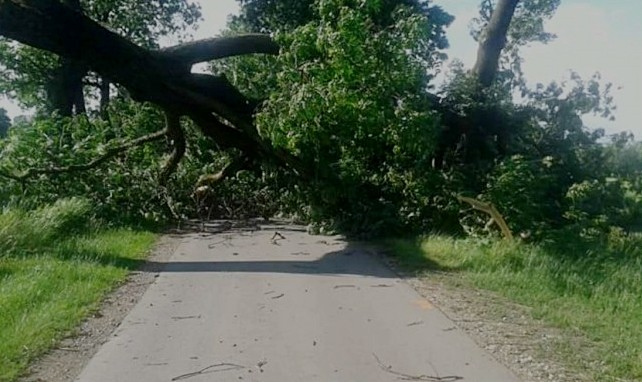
76,226,520,382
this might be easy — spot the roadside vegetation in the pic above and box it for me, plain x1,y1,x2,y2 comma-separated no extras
389,235,642,381
0,199,156,381
0,0,641,381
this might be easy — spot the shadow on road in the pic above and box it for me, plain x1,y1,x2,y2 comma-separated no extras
144,245,397,278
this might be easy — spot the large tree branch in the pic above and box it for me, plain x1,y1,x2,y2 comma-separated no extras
0,129,167,181
0,0,310,179
184,73,259,116
158,34,279,66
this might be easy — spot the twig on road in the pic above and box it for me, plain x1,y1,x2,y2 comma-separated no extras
171,362,246,381
334,284,357,289
371,284,394,288
207,235,234,248
270,231,285,245
171,315,201,320
372,353,463,381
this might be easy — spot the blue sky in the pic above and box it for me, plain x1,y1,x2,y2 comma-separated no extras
2,0,640,139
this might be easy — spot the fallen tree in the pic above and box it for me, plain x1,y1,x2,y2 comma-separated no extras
0,0,304,183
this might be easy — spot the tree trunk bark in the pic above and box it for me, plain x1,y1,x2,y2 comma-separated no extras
99,77,111,118
472,0,519,88
45,0,87,116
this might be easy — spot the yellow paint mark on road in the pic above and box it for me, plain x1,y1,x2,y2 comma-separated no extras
413,299,433,310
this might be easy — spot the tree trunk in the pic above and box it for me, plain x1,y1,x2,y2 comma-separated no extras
432,0,519,170
45,0,87,116
472,0,520,88
468,0,519,162
99,77,111,118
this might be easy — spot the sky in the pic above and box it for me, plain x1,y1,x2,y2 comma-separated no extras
2,0,641,139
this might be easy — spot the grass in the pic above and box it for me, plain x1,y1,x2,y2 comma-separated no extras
388,235,642,382
0,200,156,382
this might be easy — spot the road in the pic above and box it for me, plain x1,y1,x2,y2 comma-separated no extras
75,226,520,382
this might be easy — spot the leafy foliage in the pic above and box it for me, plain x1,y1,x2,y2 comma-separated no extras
0,103,171,222
250,0,453,235
0,0,639,247
459,70,638,239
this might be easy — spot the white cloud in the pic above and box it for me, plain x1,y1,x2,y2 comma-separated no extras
193,0,239,39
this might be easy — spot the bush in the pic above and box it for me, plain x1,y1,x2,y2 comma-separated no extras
462,155,564,238
564,178,642,239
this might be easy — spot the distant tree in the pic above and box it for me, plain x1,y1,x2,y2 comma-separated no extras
0,108,10,138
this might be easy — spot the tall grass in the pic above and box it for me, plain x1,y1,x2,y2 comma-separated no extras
0,198,93,257
0,199,156,381
389,235,642,381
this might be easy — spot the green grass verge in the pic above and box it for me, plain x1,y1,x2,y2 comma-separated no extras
388,236,642,381
0,229,156,382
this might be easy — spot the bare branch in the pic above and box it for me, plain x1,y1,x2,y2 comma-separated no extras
457,195,514,240
158,34,279,66
196,155,252,189
0,129,167,181
159,112,186,185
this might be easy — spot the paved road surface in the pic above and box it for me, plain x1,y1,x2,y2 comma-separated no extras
76,226,520,381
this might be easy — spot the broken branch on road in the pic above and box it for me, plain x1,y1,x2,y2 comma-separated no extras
372,353,463,381
171,362,247,381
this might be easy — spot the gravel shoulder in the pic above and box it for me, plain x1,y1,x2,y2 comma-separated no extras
21,228,589,382
405,275,589,382
375,249,597,382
